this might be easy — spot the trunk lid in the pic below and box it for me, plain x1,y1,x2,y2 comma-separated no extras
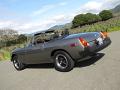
65,32,101,42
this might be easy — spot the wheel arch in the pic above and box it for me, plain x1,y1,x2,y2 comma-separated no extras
11,54,17,61
51,49,74,60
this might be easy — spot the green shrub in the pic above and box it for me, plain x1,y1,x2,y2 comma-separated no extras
99,10,113,21
72,13,101,28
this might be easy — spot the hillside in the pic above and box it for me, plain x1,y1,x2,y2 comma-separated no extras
49,23,72,30
112,4,120,15
69,16,120,34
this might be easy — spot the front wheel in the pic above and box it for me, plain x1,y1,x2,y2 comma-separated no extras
12,55,25,71
53,51,74,72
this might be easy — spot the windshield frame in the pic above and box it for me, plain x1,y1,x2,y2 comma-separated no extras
32,30,60,45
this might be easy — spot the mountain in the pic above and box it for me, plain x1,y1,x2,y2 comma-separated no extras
112,4,120,14
49,25,65,30
49,23,72,31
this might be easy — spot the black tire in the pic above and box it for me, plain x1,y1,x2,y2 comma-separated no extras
53,51,74,72
12,55,25,71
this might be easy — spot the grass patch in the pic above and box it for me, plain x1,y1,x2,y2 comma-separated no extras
3,50,11,60
0,44,25,61
0,49,11,60
108,27,120,32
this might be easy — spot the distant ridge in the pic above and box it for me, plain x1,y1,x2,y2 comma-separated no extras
112,4,120,14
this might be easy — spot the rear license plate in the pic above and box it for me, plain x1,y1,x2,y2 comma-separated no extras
96,37,103,45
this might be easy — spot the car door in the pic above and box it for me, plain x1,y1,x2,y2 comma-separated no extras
24,43,46,64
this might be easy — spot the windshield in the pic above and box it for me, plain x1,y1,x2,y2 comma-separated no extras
34,31,60,44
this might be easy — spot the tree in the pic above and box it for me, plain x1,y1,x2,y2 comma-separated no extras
99,10,113,21
85,13,101,24
72,13,101,28
0,29,18,41
17,34,27,44
0,29,18,47
72,14,87,28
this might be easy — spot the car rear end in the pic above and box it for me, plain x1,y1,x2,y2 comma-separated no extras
78,32,111,59
64,32,111,61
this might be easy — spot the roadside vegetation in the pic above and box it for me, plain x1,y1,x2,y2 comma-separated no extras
0,29,27,61
69,15,120,34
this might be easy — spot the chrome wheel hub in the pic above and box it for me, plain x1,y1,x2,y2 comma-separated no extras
13,59,19,69
56,54,68,69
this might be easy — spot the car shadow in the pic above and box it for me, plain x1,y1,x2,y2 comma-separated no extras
75,53,105,68
27,63,54,69
27,53,105,69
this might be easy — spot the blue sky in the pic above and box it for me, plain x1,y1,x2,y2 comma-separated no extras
0,0,120,34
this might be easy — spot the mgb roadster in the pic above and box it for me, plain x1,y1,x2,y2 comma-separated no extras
11,30,111,72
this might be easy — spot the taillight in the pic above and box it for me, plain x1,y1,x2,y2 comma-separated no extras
100,32,108,39
79,38,89,47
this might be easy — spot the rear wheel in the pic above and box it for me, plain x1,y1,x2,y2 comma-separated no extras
12,55,25,71
53,51,74,72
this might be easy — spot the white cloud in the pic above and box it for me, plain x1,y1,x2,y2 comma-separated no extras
0,21,14,27
0,14,72,34
76,0,120,14
82,1,103,13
